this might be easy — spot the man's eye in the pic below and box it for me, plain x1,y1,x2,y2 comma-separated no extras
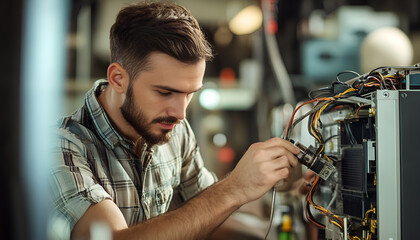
158,91,172,96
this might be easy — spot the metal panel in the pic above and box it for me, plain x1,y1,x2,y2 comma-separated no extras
375,90,400,240
399,90,420,239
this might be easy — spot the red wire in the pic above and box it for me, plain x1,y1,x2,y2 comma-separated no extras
355,105,367,118
285,98,331,138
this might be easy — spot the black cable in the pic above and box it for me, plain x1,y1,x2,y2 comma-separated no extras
368,66,388,76
307,113,316,140
351,78,362,89
336,70,361,83
324,134,339,143
308,111,323,143
344,121,357,144
308,86,333,99
306,178,325,229
305,200,325,229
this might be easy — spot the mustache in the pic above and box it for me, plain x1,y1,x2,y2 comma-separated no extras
151,116,180,125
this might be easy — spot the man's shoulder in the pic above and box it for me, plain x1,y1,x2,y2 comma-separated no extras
56,109,99,148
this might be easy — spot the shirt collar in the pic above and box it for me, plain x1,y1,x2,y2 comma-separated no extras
84,79,130,149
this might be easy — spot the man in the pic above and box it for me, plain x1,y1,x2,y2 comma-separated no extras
50,2,300,239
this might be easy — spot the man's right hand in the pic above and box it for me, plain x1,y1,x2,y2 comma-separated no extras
224,137,300,204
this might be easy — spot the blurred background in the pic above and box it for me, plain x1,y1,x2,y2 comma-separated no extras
1,0,420,239
63,0,420,178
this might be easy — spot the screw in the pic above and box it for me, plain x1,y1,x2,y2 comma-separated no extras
401,93,408,98
383,91,389,97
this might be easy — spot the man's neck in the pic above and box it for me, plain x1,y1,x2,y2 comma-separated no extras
98,84,141,143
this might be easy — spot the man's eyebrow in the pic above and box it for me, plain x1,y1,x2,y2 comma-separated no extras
153,85,203,94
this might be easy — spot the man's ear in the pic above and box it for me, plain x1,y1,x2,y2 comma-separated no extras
107,62,129,94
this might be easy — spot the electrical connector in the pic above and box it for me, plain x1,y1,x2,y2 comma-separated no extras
290,140,336,180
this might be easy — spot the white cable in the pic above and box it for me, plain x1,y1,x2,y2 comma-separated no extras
264,188,277,240
326,184,338,211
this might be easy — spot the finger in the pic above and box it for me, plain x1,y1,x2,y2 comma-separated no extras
270,155,291,171
283,152,298,168
275,167,291,181
248,139,299,164
251,144,290,162
265,146,299,168
264,137,300,154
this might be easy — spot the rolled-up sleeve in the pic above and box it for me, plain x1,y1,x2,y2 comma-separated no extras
49,130,112,236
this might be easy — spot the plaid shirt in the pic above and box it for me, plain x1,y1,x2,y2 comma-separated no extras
49,80,216,238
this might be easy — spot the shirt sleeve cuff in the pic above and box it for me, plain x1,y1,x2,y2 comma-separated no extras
54,184,112,235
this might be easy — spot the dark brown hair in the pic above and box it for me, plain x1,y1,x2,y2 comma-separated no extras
110,2,213,80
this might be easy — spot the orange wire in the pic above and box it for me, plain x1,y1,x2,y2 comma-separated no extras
355,105,367,118
305,176,326,229
285,97,332,138
306,173,345,228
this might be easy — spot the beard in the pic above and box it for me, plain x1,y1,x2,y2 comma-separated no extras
120,83,179,146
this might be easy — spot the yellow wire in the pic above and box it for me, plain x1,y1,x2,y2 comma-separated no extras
312,203,344,228
324,154,332,162
310,126,321,143
336,87,358,98
377,72,384,81
364,209,374,220
384,74,397,79
348,235,361,240
365,82,380,86
311,87,357,154
331,221,343,230
314,101,332,128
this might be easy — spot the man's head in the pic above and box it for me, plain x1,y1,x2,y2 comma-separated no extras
109,1,213,80
107,2,211,146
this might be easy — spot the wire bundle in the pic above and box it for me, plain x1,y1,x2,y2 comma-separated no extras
283,87,360,237
352,71,402,92
285,87,358,141
305,176,344,230
271,66,415,239
309,68,406,100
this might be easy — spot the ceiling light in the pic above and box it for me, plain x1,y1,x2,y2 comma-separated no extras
229,5,263,35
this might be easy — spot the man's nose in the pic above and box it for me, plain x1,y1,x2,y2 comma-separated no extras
167,95,189,120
